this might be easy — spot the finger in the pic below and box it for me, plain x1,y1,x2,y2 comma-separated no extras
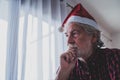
61,52,70,63
71,57,77,63
61,50,77,63
68,51,76,59
68,49,77,57
67,51,73,58
69,47,77,52
62,52,73,63
66,53,70,62
67,52,74,63
67,51,77,63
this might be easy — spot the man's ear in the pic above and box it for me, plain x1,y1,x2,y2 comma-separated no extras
91,34,97,43
92,37,97,43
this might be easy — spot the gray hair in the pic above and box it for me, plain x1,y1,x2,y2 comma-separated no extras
76,22,104,48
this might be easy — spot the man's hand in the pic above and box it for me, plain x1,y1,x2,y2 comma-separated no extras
60,48,77,70
56,48,77,80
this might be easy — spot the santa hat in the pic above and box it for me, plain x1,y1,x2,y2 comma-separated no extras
59,3,98,32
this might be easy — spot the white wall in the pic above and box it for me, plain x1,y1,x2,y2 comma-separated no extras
111,33,120,49
99,26,112,48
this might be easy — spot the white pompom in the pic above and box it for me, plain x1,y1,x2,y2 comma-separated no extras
58,27,64,32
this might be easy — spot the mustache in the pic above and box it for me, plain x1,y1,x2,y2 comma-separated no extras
68,44,78,49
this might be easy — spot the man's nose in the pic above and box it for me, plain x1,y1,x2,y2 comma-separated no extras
67,35,75,44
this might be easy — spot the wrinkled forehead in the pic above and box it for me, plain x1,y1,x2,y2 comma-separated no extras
64,22,84,33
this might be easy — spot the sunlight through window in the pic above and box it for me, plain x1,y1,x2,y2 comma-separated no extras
0,19,7,80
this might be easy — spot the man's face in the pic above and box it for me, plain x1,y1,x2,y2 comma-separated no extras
65,22,95,59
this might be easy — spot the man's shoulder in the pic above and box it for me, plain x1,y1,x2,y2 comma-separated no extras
100,48,120,52
98,48,120,57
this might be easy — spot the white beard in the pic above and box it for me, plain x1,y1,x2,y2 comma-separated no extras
68,42,92,59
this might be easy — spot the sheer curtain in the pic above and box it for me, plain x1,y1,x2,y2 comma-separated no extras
0,0,67,80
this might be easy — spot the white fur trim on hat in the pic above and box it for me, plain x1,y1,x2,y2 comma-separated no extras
65,15,98,29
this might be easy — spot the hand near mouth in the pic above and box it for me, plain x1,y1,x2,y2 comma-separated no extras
55,47,78,80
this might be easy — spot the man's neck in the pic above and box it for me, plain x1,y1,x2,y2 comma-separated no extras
80,49,93,62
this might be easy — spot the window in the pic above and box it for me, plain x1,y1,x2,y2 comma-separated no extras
0,19,8,80
0,0,64,79
18,14,56,80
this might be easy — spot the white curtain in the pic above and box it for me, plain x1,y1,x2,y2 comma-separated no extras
0,0,67,80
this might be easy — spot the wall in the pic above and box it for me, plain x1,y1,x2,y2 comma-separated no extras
111,32,120,49
99,26,112,48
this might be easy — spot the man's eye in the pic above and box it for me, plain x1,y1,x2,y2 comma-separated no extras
72,31,79,37
65,34,68,37
66,35,68,37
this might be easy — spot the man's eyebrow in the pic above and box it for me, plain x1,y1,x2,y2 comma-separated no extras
72,29,80,32
64,29,80,34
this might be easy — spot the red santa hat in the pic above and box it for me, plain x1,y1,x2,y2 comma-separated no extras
59,3,98,32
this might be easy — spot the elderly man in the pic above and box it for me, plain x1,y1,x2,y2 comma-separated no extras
56,3,120,80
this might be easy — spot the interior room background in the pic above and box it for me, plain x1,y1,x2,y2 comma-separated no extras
0,0,120,80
